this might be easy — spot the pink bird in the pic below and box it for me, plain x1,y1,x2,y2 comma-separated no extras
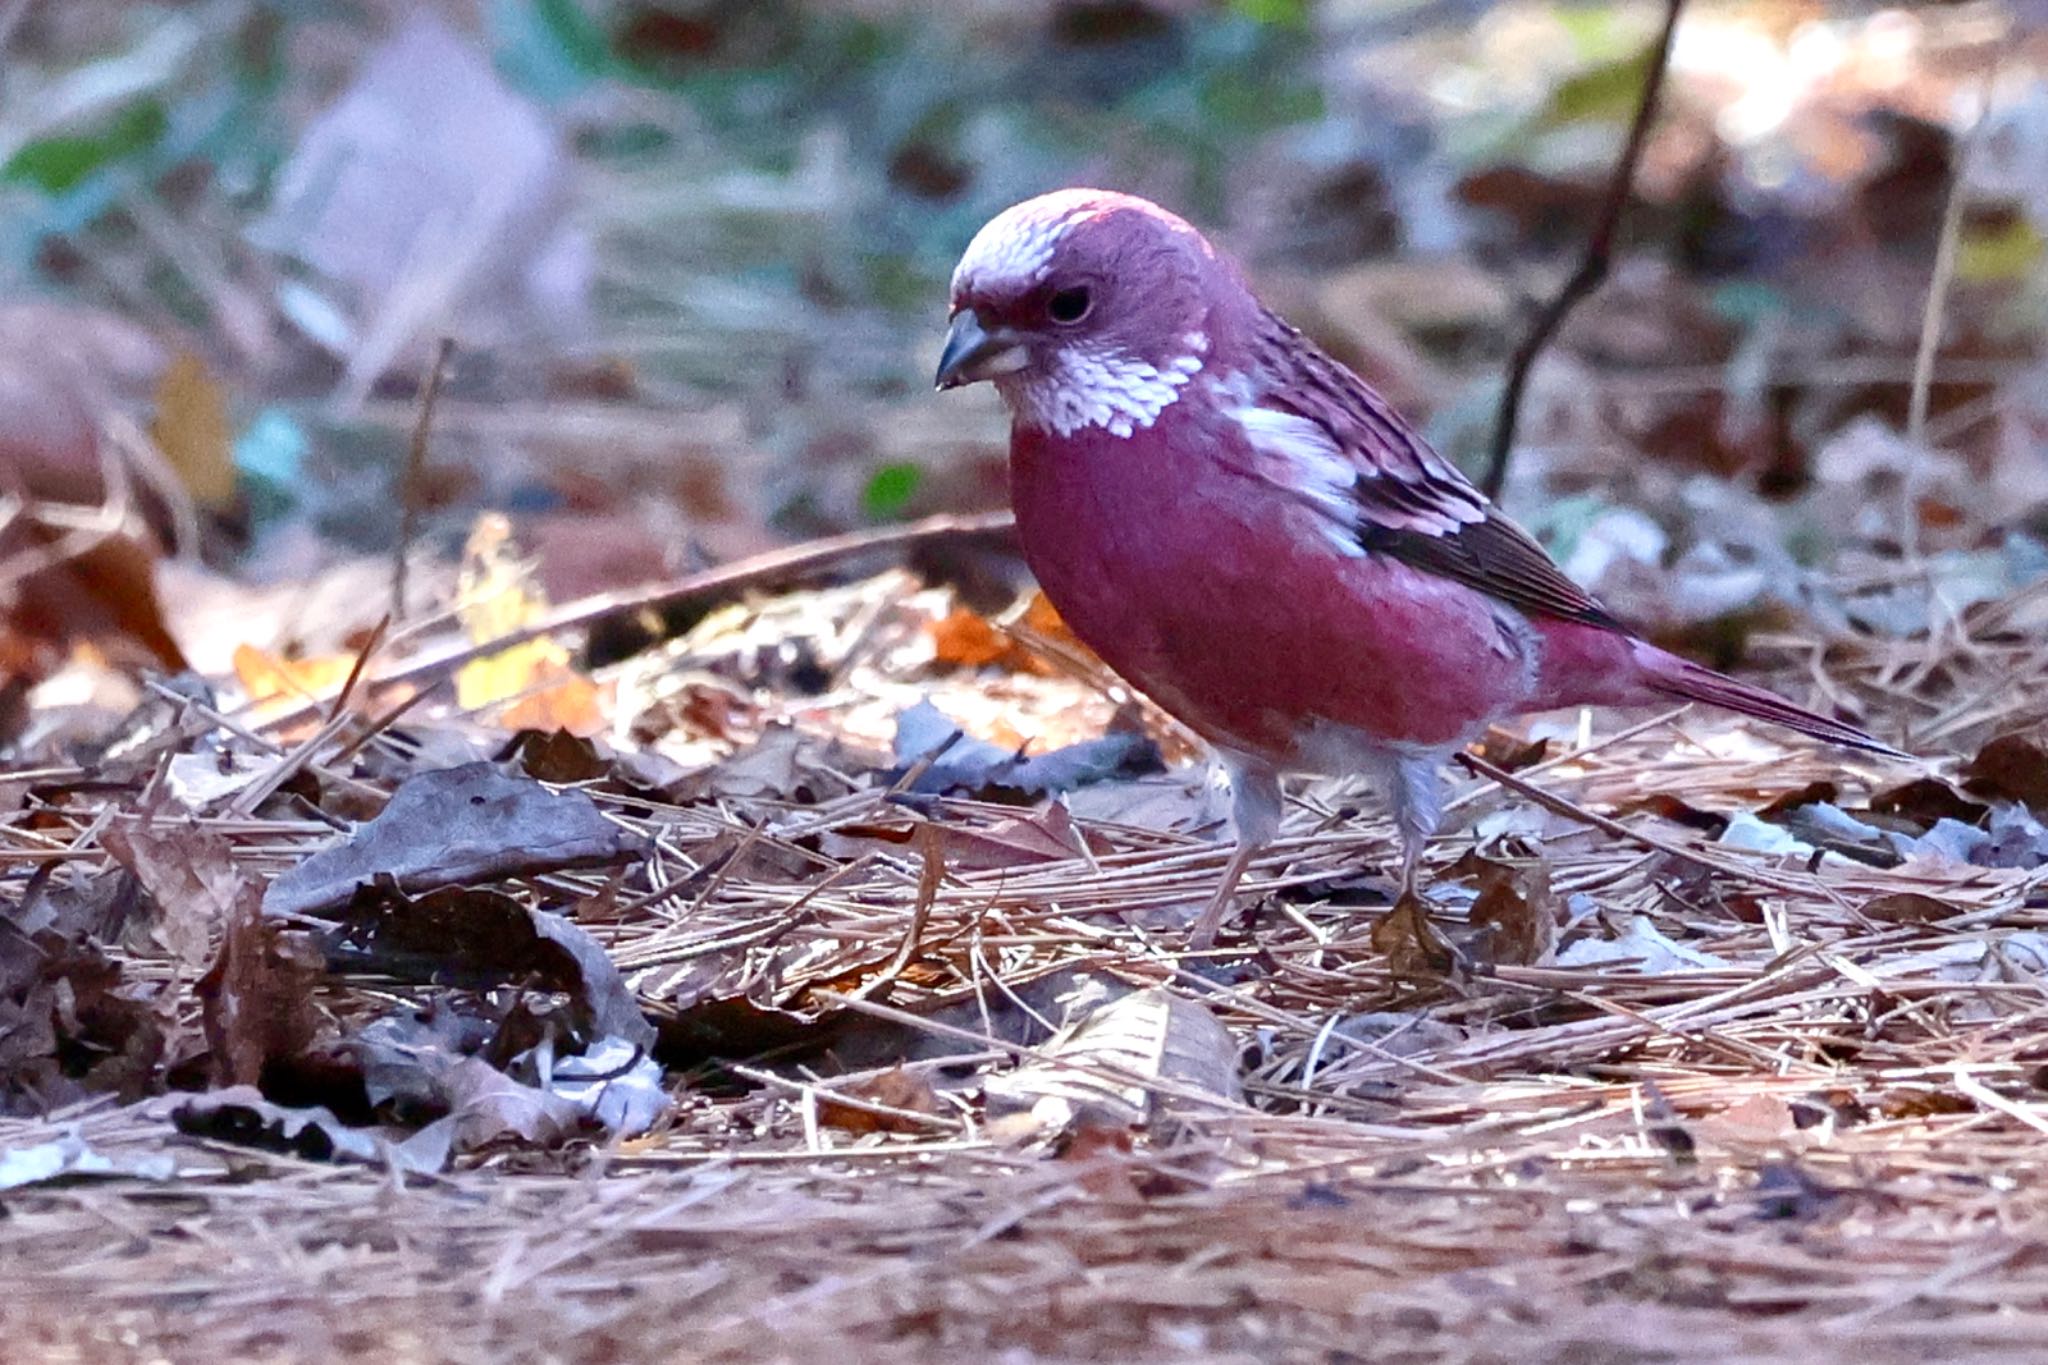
936,188,1904,947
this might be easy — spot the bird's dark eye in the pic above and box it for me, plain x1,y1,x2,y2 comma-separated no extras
1047,286,1092,324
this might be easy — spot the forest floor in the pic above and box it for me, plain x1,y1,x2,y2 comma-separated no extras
5,3,2048,1361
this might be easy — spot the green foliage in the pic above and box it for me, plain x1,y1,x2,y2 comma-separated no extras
1196,66,1323,130
492,0,616,100
4,100,167,193
1554,6,1650,63
1229,0,1312,27
1959,218,2045,283
1117,14,1323,219
1541,49,1653,127
862,463,924,521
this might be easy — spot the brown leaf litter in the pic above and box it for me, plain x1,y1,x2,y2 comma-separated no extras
4,524,2048,1361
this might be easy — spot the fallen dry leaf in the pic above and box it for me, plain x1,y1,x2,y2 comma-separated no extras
263,761,643,918
1963,733,2048,812
323,883,655,1051
1869,777,1989,829
931,804,1089,871
984,987,1240,1138
1860,891,1960,924
499,727,611,784
498,672,606,736
196,881,321,1087
344,1012,653,1156
0,1135,175,1190
169,1086,447,1172
1459,854,1559,967
454,514,604,733
101,816,250,968
815,1066,944,1135
1757,782,1840,821
231,643,362,713
893,699,1161,798
1473,727,1550,773
0,874,162,1110
1371,894,1454,981
929,605,1012,668
150,352,236,510
6,523,186,672
929,603,1052,674
172,1087,387,1163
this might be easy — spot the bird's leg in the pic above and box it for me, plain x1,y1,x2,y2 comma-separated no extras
1387,753,1446,903
1396,835,1423,903
1188,756,1282,949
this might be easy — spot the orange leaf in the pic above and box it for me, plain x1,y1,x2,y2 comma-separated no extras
815,1066,943,1136
499,673,606,737
1021,590,1071,639
231,643,360,709
928,605,1010,667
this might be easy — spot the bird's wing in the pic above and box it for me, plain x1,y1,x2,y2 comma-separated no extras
1233,309,1621,632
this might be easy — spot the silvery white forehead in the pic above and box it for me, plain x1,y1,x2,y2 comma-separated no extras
950,189,1117,296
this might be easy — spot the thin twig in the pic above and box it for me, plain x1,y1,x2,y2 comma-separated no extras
1904,53,1999,555
1456,750,1838,900
1481,0,1685,500
392,337,455,621
853,823,945,1004
258,508,1016,736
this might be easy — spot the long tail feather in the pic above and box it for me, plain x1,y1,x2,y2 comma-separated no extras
1637,651,1909,760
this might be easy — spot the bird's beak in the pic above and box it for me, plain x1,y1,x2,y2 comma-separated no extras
934,310,1027,390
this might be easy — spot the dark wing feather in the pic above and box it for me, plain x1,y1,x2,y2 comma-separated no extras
1357,515,1621,630
1244,308,1621,632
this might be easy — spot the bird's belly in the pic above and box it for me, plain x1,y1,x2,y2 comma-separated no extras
1011,423,1536,766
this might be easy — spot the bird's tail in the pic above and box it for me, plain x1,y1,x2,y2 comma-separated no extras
1632,643,1909,760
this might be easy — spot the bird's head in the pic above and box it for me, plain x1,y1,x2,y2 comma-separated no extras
936,189,1231,438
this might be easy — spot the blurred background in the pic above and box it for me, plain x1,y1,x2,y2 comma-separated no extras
0,0,2043,721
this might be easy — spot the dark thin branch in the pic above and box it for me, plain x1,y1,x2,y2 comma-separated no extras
391,336,456,621
1481,0,1685,501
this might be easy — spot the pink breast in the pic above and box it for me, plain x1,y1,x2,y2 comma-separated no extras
1009,410,1537,762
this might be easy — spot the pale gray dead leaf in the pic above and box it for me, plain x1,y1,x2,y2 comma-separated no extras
348,1014,651,1152
0,1134,176,1190
1063,767,1229,834
1840,546,2040,639
432,1055,588,1151
1888,806,2048,870
1901,817,1993,866
524,1034,668,1137
1796,802,1891,845
984,987,1241,1137
893,699,1160,796
693,724,807,800
1717,810,1819,859
164,750,267,812
1661,542,1774,624
1558,505,1666,591
1878,933,2048,1012
263,762,642,918
1814,416,1945,486
1556,917,1728,973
